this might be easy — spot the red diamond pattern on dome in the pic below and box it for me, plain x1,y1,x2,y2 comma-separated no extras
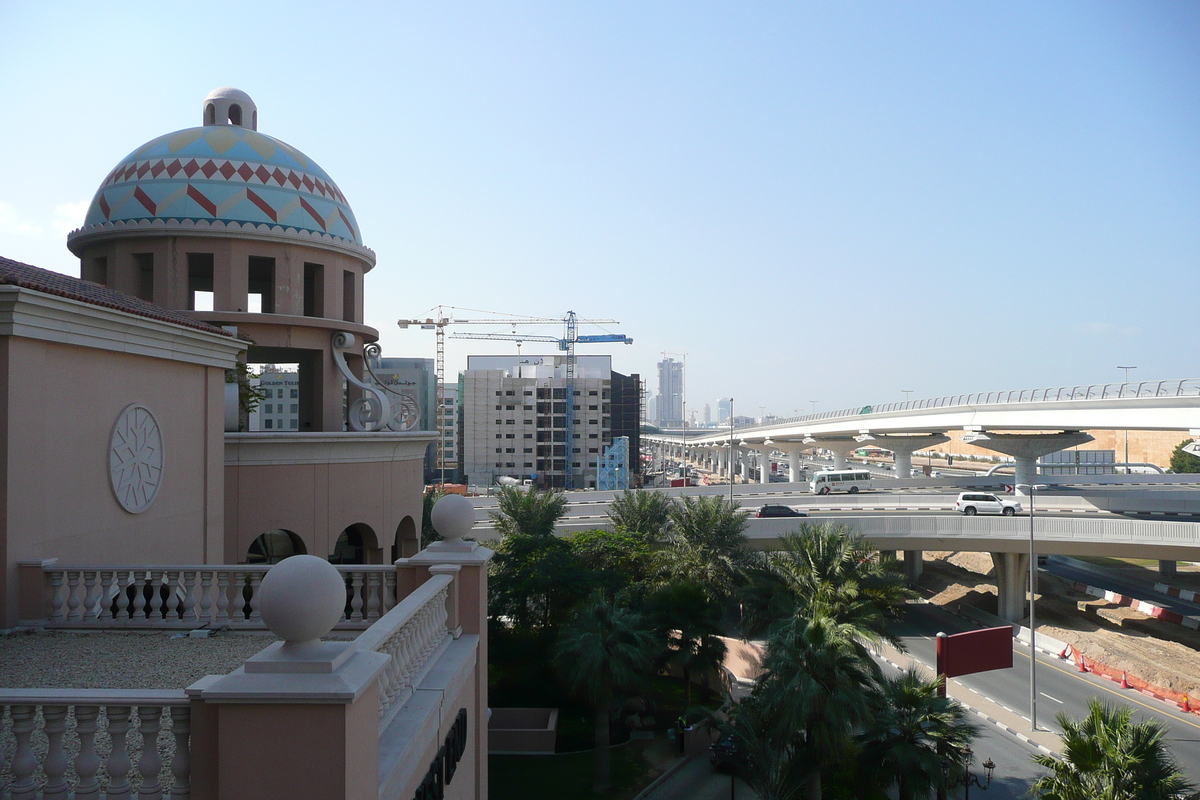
271,167,286,184
165,159,183,177
200,161,219,179
137,162,152,179
98,195,111,219
287,171,302,189
218,162,236,180
255,165,271,183
183,160,201,178
301,175,315,192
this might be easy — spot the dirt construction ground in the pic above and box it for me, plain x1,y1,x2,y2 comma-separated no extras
915,551,1200,699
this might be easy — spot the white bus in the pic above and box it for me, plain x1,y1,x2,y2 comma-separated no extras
810,469,873,495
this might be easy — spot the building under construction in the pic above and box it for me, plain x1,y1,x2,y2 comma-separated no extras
457,355,641,489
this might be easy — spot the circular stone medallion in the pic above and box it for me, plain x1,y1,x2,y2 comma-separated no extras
109,404,164,514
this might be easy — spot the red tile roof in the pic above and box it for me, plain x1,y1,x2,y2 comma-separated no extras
0,256,232,336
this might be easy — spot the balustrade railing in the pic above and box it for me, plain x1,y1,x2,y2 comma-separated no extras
356,573,453,730
712,378,1200,436
33,565,398,630
0,691,190,799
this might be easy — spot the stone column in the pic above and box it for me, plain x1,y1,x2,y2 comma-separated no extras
991,551,1031,622
813,438,858,469
878,434,950,477
962,432,1094,495
756,447,773,484
903,550,923,583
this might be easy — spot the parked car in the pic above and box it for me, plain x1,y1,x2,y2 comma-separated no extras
710,736,752,775
756,504,807,518
955,492,1022,516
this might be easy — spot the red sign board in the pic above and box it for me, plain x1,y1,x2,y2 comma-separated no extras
936,626,1013,679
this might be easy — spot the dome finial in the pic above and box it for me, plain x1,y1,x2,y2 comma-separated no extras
203,87,258,131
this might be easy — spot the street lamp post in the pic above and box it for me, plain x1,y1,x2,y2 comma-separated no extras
1016,482,1047,731
1117,365,1136,473
902,389,913,403
729,398,736,507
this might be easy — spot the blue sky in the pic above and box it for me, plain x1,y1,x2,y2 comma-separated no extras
1,2,1197,419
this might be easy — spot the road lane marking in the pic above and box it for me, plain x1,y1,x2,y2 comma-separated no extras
1013,647,1200,732
1040,693,1063,704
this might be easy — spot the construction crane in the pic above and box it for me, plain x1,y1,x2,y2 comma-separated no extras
450,311,633,490
397,307,627,487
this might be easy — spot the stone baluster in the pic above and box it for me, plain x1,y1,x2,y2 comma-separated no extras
248,572,263,622
199,571,214,625
216,571,230,624
149,570,165,620
170,706,191,797
41,704,70,798
165,571,181,619
349,572,364,622
9,704,38,799
66,570,83,621
362,572,378,621
137,705,164,798
49,570,66,621
83,570,101,621
74,705,102,798
382,571,397,612
132,570,148,621
181,571,198,621
106,706,134,799
115,570,132,621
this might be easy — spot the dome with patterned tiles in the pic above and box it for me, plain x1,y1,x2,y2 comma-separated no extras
68,88,371,262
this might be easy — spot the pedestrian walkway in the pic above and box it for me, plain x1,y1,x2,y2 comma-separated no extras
636,754,758,800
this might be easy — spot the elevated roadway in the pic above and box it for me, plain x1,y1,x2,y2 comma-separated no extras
647,378,1200,488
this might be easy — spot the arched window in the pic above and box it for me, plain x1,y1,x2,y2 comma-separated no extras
205,103,216,125
246,529,306,564
252,110,258,130
228,103,242,126
392,515,418,561
330,523,378,564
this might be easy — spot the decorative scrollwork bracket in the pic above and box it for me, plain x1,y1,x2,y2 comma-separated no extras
331,332,392,432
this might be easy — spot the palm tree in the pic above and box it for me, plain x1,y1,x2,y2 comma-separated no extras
856,669,977,800
658,495,751,600
607,489,674,541
420,487,445,548
554,593,659,793
741,524,913,643
490,485,566,538
1032,699,1200,800
644,581,727,710
758,614,883,800
714,693,814,800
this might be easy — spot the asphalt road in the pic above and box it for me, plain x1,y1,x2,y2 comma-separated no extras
897,603,1200,783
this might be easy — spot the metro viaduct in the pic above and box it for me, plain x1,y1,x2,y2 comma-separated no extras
470,511,1200,623
646,379,1200,492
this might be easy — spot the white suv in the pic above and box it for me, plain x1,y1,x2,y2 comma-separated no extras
955,492,1022,516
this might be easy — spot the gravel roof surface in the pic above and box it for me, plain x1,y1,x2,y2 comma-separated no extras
0,630,287,690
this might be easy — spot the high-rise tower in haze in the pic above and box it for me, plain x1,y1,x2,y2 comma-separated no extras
656,357,684,426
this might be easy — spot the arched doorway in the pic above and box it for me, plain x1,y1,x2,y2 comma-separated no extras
246,529,306,565
329,523,379,565
392,515,418,561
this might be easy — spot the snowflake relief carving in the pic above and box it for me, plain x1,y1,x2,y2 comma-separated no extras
109,404,164,513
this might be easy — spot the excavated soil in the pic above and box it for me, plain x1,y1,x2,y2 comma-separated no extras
913,551,1200,699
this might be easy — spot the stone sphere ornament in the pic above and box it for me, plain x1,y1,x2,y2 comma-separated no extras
258,555,346,644
430,494,475,542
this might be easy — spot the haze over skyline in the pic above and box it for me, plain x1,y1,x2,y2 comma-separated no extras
2,2,1197,416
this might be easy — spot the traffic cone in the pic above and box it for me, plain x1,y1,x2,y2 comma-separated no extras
1059,645,1071,659
1121,671,1130,689
1184,695,1192,713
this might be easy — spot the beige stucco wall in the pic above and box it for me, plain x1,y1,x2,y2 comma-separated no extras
920,429,1190,467
0,333,232,627
224,434,433,564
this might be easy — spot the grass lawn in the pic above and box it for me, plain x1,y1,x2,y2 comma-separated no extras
489,739,664,800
